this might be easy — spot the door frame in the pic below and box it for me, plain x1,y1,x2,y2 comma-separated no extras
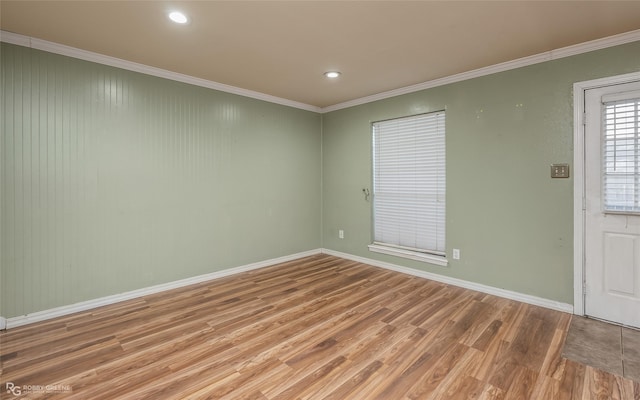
573,71,640,317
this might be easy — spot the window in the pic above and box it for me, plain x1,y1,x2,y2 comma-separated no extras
603,92,640,213
369,111,446,265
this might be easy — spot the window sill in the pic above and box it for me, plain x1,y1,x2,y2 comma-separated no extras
368,244,449,267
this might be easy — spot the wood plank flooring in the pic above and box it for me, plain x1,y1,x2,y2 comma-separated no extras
1,254,638,399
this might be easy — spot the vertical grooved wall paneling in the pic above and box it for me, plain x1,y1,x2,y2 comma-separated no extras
0,43,321,318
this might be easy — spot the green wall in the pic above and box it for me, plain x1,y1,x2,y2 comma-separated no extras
2,39,639,319
1,43,321,318
322,41,640,304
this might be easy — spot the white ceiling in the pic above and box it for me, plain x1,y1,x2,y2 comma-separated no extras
2,1,640,109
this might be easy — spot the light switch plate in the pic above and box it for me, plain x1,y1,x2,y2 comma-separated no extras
551,164,570,178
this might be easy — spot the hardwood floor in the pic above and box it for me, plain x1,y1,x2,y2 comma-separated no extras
1,254,638,399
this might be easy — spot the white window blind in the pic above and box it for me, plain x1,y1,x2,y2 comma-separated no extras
603,93,640,213
372,111,445,257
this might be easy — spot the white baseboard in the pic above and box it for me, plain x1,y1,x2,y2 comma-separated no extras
5,249,322,329
321,248,574,314
4,247,572,329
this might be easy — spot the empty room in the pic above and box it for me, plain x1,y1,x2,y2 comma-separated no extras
1,1,640,399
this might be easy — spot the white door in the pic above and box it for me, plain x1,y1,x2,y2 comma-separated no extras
585,81,640,328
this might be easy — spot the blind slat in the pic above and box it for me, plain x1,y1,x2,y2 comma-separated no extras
603,96,640,213
373,111,446,253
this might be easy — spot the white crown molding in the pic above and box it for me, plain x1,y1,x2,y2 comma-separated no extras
321,248,573,314
3,249,322,329
3,29,639,115
551,29,640,59
0,30,321,113
321,29,640,113
0,30,30,46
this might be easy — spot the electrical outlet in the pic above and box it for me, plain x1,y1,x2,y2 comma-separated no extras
338,229,344,239
453,249,460,260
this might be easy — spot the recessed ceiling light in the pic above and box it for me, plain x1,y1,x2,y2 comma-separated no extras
324,71,341,79
169,11,188,24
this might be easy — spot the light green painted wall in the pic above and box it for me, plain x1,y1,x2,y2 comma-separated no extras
322,41,640,305
1,43,321,318
2,39,639,319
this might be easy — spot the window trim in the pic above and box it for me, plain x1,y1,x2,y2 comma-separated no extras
369,110,447,266
368,243,449,266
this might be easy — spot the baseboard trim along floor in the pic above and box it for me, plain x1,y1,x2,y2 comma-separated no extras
322,249,574,314
2,249,322,329
1,247,573,330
